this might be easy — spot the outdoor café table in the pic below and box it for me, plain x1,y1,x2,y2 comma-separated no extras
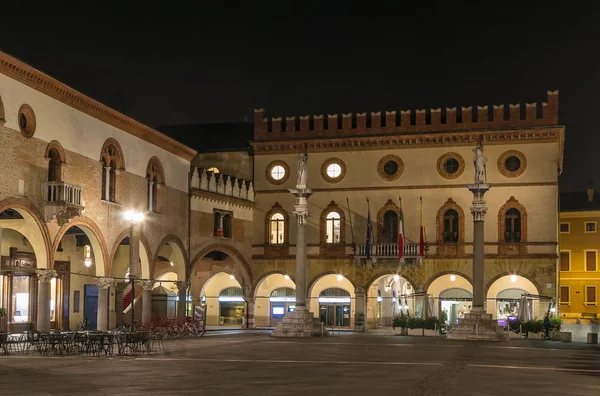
41,332,68,355
116,332,148,355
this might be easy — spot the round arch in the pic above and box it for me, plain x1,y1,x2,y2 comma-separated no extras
52,217,108,276
0,198,52,269
365,271,418,292
44,140,66,163
365,273,414,328
253,272,296,327
309,273,356,328
425,272,473,296
199,271,245,326
108,228,152,279
153,234,187,281
191,243,252,287
485,274,541,319
253,271,296,297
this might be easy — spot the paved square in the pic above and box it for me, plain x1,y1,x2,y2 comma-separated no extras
1,332,599,395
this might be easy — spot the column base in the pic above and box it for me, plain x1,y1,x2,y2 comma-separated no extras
272,307,328,338
446,310,506,341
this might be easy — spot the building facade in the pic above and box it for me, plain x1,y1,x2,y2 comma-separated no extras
558,183,600,322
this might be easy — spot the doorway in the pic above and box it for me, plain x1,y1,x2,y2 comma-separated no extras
319,304,351,327
83,285,98,330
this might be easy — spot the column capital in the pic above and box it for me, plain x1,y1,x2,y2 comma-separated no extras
470,200,488,221
242,285,252,299
139,280,154,291
36,269,57,282
115,282,128,292
176,281,189,292
95,277,113,289
354,287,366,296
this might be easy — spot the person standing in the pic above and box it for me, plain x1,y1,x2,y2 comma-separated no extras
543,314,551,340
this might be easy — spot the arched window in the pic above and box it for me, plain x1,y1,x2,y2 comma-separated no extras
443,209,459,243
100,139,124,203
270,213,285,244
326,212,341,243
504,208,521,243
383,210,398,243
223,214,232,238
47,148,61,182
146,157,165,213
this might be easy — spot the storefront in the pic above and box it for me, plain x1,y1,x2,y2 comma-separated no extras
318,288,351,327
269,287,295,326
1,248,37,333
495,288,528,320
218,287,245,325
438,288,472,326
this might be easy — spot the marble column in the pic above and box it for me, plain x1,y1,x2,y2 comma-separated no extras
176,281,188,326
103,167,111,201
95,277,113,331
36,269,56,332
468,184,490,313
114,282,127,327
140,280,154,327
354,287,366,332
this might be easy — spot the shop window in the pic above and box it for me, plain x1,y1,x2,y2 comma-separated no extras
269,213,285,244
504,208,521,243
560,251,570,271
11,275,31,323
585,286,597,305
443,209,459,243
559,286,570,304
585,250,597,271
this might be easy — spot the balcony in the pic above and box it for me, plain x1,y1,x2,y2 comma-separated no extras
42,181,84,225
357,242,420,260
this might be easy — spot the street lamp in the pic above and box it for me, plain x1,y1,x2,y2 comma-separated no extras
124,209,144,330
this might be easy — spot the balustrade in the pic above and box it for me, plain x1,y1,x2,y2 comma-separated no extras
357,242,420,258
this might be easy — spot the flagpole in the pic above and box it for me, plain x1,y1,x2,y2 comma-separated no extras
366,198,372,260
398,196,404,264
346,197,356,256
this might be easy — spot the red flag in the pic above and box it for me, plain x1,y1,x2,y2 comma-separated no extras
398,197,404,259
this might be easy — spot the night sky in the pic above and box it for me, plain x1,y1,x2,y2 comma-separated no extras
1,2,598,192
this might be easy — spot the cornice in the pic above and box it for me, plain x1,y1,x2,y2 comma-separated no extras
0,51,196,161
191,188,255,209
560,211,600,219
250,126,564,155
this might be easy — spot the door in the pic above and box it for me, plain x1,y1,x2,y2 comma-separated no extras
342,305,351,327
83,285,98,330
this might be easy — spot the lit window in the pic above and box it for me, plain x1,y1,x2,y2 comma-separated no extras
326,212,341,243
207,167,220,174
326,163,342,179
271,165,286,180
270,213,285,244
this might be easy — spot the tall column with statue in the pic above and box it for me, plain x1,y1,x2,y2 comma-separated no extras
273,150,327,337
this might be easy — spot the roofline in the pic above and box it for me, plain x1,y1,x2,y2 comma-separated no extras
560,210,600,218
0,50,197,161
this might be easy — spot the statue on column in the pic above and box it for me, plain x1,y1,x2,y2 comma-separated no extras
473,141,487,184
297,153,308,188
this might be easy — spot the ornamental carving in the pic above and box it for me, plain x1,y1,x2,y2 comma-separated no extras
140,280,155,291
497,150,527,178
95,277,114,289
436,152,465,180
377,155,404,181
36,269,57,282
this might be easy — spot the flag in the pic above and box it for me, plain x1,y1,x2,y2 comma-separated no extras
398,197,405,259
366,199,372,259
419,196,425,257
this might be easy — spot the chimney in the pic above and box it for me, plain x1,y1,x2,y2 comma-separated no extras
587,179,595,202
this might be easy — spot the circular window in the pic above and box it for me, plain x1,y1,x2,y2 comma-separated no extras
321,158,346,183
265,160,290,185
18,104,36,138
377,155,404,181
498,150,527,178
437,152,465,179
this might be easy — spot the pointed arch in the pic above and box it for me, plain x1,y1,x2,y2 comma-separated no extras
436,198,465,255
191,242,252,288
100,138,125,170
146,156,165,213
376,199,400,243
100,138,125,203
108,228,153,279
45,140,66,183
497,196,528,254
152,234,188,280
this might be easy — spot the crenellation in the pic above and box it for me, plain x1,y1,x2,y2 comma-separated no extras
252,91,559,140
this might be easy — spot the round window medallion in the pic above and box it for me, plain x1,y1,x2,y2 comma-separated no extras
18,104,36,138
265,160,290,185
437,152,465,179
321,158,346,183
377,155,404,181
498,150,527,178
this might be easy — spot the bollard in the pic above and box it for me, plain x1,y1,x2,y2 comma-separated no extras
475,323,478,340
560,332,572,342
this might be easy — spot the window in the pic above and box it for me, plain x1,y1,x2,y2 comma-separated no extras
377,155,404,181
270,213,285,244
326,163,341,178
559,286,570,304
443,209,459,243
326,212,341,243
444,158,459,174
223,215,232,238
585,221,597,233
504,208,521,243
560,251,570,271
560,223,570,234
271,165,285,180
18,104,36,138
47,148,61,182
383,210,398,243
498,150,527,178
437,152,465,179
100,139,124,203
585,250,597,271
146,157,165,213
504,156,521,172
585,286,597,305
266,160,290,185
384,161,398,176
214,209,233,238
321,158,346,183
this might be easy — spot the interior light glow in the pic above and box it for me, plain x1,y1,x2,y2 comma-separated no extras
337,274,343,281
511,275,517,283
450,275,456,282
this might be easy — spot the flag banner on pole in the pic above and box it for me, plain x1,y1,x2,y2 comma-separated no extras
419,196,425,257
398,197,404,259
366,199,372,259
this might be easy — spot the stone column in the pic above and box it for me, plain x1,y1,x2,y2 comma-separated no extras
95,277,113,331
114,282,127,327
176,281,188,326
147,181,154,212
36,269,56,332
103,167,111,201
468,184,490,313
140,280,154,327
354,287,366,332
243,285,255,329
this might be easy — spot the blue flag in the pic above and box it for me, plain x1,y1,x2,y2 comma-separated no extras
366,200,372,259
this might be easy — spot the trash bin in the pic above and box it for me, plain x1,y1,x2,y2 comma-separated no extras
587,333,598,344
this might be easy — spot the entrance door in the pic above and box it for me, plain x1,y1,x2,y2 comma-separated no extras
320,304,352,327
83,285,98,330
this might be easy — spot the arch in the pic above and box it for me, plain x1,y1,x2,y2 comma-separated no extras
0,198,52,269
152,234,187,281
436,198,465,254
253,273,297,327
44,140,66,164
264,202,289,245
320,201,346,244
497,196,528,252
485,273,541,297
191,243,252,287
376,199,399,243
146,156,165,184
108,228,152,279
365,271,418,292
423,270,473,291
100,138,125,170
52,217,109,277
252,271,296,296
146,156,165,213
426,273,473,298
308,272,356,299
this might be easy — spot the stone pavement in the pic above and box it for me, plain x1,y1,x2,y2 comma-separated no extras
1,332,599,395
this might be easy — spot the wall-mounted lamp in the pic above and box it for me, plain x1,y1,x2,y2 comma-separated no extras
83,245,92,268
337,274,343,281
284,274,290,280
450,275,456,282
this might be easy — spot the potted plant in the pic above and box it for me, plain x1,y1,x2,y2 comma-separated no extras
407,316,425,336
392,313,407,335
550,317,563,341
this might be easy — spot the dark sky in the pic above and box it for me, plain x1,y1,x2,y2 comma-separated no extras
1,2,599,192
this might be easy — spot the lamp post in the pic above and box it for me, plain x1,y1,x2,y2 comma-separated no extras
124,209,144,331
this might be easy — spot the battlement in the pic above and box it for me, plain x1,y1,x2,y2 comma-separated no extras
253,91,559,141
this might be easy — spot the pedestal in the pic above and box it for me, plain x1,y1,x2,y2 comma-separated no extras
446,311,506,340
271,306,326,337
